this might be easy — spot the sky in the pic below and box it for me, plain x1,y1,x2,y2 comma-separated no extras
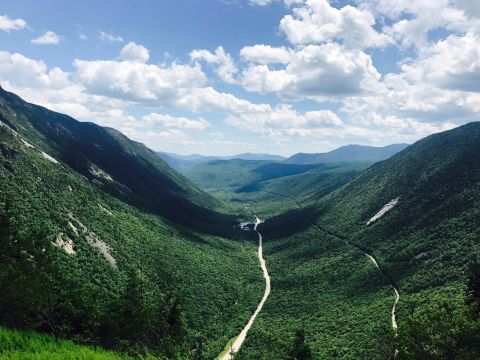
1,0,480,156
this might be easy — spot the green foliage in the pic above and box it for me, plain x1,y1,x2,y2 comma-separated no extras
395,299,480,359
0,326,134,360
2,85,480,359
0,86,232,234
0,121,263,358
288,330,312,360
219,123,480,358
466,258,480,317
185,159,329,193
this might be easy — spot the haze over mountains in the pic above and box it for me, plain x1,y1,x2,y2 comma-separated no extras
157,152,286,173
158,144,409,174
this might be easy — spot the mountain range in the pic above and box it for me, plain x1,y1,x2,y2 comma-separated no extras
1,87,479,359
284,143,410,164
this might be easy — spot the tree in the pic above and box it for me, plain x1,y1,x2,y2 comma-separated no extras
466,258,480,318
289,329,311,360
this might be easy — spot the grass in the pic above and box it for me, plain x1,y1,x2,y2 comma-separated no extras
0,327,134,360
215,335,239,360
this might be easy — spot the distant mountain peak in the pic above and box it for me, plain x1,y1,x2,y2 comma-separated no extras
285,143,409,164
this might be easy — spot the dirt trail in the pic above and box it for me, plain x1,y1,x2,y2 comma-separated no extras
365,254,399,330
219,217,271,360
259,190,400,332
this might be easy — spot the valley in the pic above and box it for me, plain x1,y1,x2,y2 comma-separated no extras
219,217,270,360
0,87,479,360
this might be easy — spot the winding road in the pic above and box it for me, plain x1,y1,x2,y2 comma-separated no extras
219,217,271,360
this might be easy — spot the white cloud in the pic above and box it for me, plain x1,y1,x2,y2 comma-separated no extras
0,14,27,32
31,31,61,45
190,46,237,84
226,105,343,139
241,43,382,98
242,65,295,93
284,0,303,6
399,32,480,92
143,113,211,129
174,86,270,114
73,58,206,102
0,51,69,89
98,31,124,43
361,0,475,49
248,0,273,6
119,42,150,63
240,44,293,64
280,0,391,49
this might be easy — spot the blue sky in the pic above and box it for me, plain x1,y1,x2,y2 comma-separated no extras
1,0,480,155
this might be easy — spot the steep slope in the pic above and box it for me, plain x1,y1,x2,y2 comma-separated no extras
237,123,480,359
285,143,408,164
0,86,228,232
0,90,263,359
306,122,480,293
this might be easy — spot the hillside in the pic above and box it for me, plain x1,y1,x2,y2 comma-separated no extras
0,89,264,359
236,122,480,359
185,159,333,192
285,144,409,164
0,87,229,232
157,152,285,173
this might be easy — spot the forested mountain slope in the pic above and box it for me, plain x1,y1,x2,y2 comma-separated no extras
0,89,263,359
0,86,228,232
237,123,480,359
185,158,349,193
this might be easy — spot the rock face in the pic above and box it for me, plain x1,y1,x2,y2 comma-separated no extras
69,215,117,268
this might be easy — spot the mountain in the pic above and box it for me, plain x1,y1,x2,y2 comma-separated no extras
157,151,285,173
185,159,332,192
228,153,285,161
0,87,263,359
0,86,231,232
285,143,409,164
238,122,480,359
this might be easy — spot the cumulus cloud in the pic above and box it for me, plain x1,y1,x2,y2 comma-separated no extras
361,0,475,49
0,51,69,89
143,113,211,129
241,43,382,98
119,42,150,63
0,14,27,32
226,105,343,139
240,45,293,64
190,46,237,84
98,31,124,43
400,32,480,92
73,59,206,102
248,0,273,6
31,31,62,45
280,0,391,49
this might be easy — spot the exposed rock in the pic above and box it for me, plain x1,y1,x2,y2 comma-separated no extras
53,233,75,255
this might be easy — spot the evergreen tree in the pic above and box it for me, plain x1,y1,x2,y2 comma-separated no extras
289,329,311,360
466,258,480,318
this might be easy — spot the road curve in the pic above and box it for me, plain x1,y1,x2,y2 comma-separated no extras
220,217,271,360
